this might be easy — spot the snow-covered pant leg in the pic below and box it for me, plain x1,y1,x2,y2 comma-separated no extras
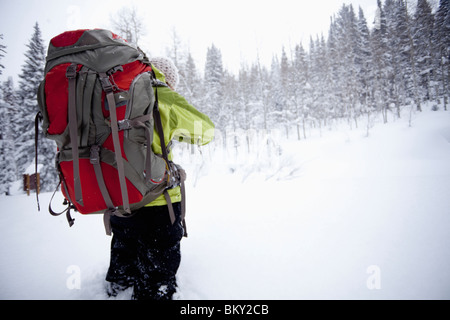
105,222,139,290
105,203,184,300
133,240,181,300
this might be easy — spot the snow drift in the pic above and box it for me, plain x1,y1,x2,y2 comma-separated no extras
1,105,450,300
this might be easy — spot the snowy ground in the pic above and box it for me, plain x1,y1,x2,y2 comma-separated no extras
1,105,450,300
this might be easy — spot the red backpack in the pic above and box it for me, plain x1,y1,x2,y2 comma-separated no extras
37,29,185,235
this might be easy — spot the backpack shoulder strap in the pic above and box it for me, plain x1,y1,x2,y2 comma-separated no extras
153,98,170,164
150,72,188,237
151,74,170,164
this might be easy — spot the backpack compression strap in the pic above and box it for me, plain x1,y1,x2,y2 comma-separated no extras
162,165,188,237
66,64,83,206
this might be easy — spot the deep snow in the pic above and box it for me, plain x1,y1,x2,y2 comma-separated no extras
1,105,450,300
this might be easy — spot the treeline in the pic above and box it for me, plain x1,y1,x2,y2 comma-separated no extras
0,0,449,194
172,0,449,139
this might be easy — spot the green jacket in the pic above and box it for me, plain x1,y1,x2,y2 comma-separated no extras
145,66,215,207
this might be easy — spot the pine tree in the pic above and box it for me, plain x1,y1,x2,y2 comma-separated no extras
326,19,340,124
253,59,271,132
16,22,45,171
0,77,17,195
222,70,240,153
414,0,435,101
315,35,332,127
237,64,252,132
356,6,372,116
371,0,391,122
433,0,449,110
236,64,253,153
337,4,361,127
178,51,201,104
240,58,270,133
279,46,293,138
292,43,309,140
204,44,225,129
384,0,399,116
268,55,284,130
15,22,57,192
403,0,423,112
0,34,6,75
390,0,410,110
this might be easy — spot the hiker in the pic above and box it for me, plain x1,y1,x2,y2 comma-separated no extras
38,29,214,300
105,57,215,300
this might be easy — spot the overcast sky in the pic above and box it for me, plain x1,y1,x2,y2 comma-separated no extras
0,0,379,83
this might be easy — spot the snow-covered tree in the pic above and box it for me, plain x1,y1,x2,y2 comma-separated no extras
413,0,435,101
279,46,295,137
291,43,309,140
16,22,57,192
433,0,449,110
355,6,373,116
0,77,17,194
371,0,391,122
314,35,333,127
0,34,6,75
177,51,203,108
110,6,145,46
237,59,268,135
334,4,362,127
400,0,423,112
268,55,285,129
204,43,225,129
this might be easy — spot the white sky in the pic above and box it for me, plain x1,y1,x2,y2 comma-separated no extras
0,0,378,83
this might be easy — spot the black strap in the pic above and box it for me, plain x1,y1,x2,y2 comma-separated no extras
163,190,176,225
153,91,170,164
48,181,75,227
151,72,189,237
34,112,43,211
180,179,188,237
163,185,187,238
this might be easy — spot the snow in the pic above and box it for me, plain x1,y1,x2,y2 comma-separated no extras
1,105,450,300
24,163,43,176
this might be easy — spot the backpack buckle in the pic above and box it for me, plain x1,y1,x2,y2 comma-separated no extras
65,63,78,79
90,145,101,164
99,76,113,93
118,119,132,131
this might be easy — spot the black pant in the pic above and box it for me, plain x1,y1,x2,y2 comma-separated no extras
105,202,184,300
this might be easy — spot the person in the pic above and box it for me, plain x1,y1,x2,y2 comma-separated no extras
105,57,215,300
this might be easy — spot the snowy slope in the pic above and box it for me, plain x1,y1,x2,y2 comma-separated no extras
1,106,450,300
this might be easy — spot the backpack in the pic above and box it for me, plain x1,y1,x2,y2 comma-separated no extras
36,29,186,236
